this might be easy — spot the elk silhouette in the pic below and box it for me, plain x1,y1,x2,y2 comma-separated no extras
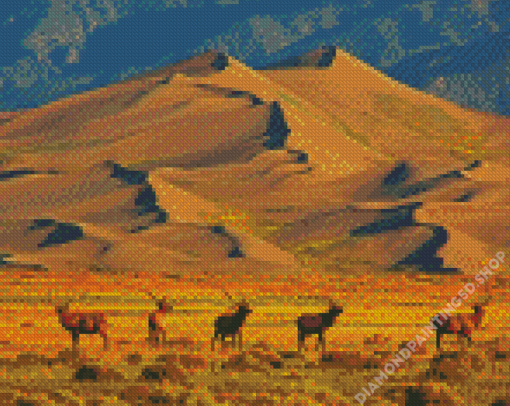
147,294,173,346
432,304,486,350
211,299,252,351
56,301,108,350
297,300,343,352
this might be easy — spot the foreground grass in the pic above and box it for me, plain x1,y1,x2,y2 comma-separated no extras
0,267,508,405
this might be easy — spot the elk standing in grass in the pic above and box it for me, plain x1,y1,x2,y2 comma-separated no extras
56,302,108,350
432,303,486,350
211,300,252,351
297,301,343,352
148,295,173,346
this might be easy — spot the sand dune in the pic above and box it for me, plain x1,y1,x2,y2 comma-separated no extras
257,48,510,180
0,79,285,173
0,162,163,230
415,203,510,249
0,49,507,274
0,51,227,150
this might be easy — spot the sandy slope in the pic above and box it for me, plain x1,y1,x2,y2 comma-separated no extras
0,47,508,274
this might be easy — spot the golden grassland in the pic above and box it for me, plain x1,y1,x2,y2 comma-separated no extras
0,265,509,405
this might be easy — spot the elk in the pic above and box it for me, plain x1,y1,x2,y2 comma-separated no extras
432,304,485,350
297,301,343,352
211,300,252,351
147,296,173,346
56,302,108,350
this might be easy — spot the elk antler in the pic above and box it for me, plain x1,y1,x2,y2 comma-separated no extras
238,299,249,307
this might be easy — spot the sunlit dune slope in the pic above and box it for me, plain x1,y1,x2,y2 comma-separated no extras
462,162,510,205
415,203,510,249
167,56,385,176
0,76,284,172
257,48,510,180
150,155,437,270
427,225,498,275
0,51,227,156
0,162,162,230
167,50,508,187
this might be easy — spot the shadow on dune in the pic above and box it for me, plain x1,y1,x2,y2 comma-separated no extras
35,221,84,248
106,160,168,228
350,202,419,236
262,102,291,150
378,160,481,199
194,84,264,106
0,169,59,181
397,225,459,273
210,226,244,258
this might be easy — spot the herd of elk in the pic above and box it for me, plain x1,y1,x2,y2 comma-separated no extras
54,296,345,353
54,295,488,354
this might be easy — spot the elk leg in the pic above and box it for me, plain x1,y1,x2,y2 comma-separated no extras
100,323,108,350
72,332,79,351
322,335,326,352
232,334,236,349
239,330,243,352
436,331,441,349
298,332,305,352
316,331,323,351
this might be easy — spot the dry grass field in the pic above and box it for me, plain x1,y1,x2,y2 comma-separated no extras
0,267,509,405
